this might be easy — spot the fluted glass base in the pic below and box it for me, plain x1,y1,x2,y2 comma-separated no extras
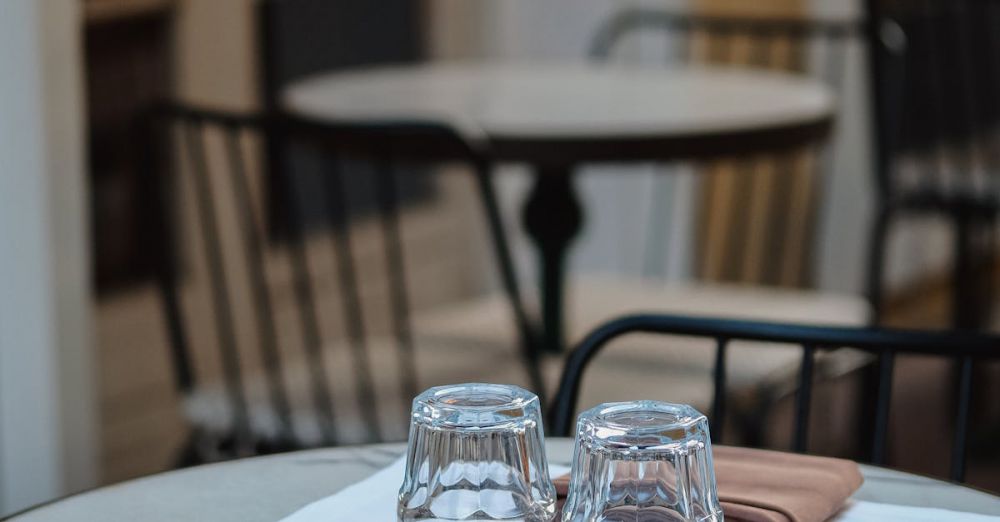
398,383,556,521
561,401,723,522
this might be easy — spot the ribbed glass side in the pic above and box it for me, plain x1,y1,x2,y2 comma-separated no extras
398,383,556,521
561,401,723,522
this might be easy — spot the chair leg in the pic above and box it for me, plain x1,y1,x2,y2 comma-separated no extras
961,215,997,444
174,428,208,468
971,216,996,328
857,205,891,462
471,160,546,399
866,206,892,326
952,211,977,330
950,210,997,330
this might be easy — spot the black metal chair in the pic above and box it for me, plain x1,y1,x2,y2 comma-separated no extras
865,0,1000,329
551,313,1000,483
144,103,543,463
592,4,999,327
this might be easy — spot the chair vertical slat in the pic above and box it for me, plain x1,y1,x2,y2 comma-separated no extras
710,337,728,443
472,161,546,398
709,26,735,63
787,32,808,73
321,158,381,441
950,356,974,482
983,1,1000,198
555,313,999,484
871,352,895,465
813,36,848,204
821,35,848,96
280,146,339,445
739,158,771,283
866,207,892,323
793,344,816,453
147,114,195,394
222,126,296,443
182,121,253,452
952,0,982,193
748,31,775,68
672,25,692,64
919,0,952,194
866,0,902,202
374,159,418,416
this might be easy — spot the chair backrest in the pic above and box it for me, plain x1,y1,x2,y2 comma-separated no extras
866,0,1000,206
551,313,1000,483
590,8,858,81
144,103,539,456
255,0,426,242
589,8,862,286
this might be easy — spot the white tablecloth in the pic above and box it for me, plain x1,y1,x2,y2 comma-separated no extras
9,440,1000,521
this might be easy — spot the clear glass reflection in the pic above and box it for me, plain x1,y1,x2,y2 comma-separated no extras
561,401,723,522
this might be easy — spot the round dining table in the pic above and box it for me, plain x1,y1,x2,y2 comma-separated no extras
8,439,999,520
283,62,836,354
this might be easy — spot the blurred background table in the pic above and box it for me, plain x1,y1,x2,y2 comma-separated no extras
284,62,836,353
8,439,999,521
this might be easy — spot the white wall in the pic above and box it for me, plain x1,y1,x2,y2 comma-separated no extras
0,0,96,514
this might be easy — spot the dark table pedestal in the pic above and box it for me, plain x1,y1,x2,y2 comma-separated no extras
523,165,583,353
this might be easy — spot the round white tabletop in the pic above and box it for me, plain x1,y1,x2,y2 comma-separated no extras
8,439,999,521
283,62,834,162
282,62,840,356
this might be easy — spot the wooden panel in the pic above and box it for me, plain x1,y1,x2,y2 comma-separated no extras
693,0,819,287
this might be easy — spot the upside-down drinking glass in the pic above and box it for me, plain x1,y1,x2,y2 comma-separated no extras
561,401,723,522
398,383,557,521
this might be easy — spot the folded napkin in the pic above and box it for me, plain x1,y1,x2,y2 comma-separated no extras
713,446,864,522
553,446,863,522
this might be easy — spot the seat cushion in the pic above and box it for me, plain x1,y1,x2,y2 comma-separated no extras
416,276,869,346
185,278,871,448
184,333,534,447
415,276,872,424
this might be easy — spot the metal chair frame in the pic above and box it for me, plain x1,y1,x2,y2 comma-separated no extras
551,313,1000,483
865,0,1000,329
589,8,862,287
144,103,543,461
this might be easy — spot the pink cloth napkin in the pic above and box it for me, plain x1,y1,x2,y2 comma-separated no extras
553,446,863,522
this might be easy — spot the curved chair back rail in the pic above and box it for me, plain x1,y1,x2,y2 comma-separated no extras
589,7,861,82
551,313,1000,483
143,102,542,461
